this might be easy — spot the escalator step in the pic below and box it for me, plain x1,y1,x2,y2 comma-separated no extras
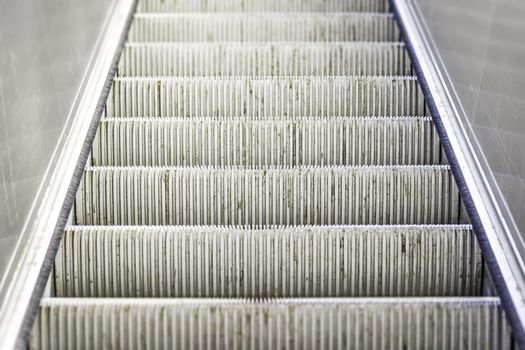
117,42,412,77
105,77,425,118
75,166,460,226
54,225,481,298
136,0,391,13
30,298,510,350
93,117,441,166
129,13,400,43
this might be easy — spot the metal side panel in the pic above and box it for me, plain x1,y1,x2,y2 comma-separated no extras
91,117,442,167
0,0,115,288
29,298,511,350
54,225,481,298
128,14,400,43
105,77,426,118
136,0,391,13
0,1,136,349
392,0,525,344
75,166,460,226
117,43,413,77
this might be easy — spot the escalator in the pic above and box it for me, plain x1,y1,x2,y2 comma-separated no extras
27,0,515,348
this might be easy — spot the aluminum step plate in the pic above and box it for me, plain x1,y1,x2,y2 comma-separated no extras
54,225,481,298
129,14,400,43
92,117,441,166
136,0,391,13
118,43,412,77
30,298,510,350
105,77,426,118
75,166,460,226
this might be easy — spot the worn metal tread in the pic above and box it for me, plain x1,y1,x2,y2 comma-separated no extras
31,297,511,350
129,13,400,43
136,0,391,13
118,42,412,77
93,116,442,166
55,225,481,298
106,76,426,118
75,165,460,226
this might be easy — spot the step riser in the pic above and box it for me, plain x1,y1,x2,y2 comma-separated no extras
93,118,442,166
129,15,400,43
118,43,411,77
136,0,391,13
55,226,481,298
75,167,460,226
31,299,510,350
106,78,426,118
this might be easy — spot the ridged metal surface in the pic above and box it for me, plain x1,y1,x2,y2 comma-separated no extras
54,225,481,298
92,117,442,167
75,166,460,226
30,298,511,350
136,0,391,13
105,77,426,118
117,43,412,77
129,14,400,43
30,0,510,345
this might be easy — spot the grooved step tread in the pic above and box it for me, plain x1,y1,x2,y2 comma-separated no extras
93,117,442,166
129,13,400,43
118,42,412,77
136,0,391,13
31,298,511,350
75,166,460,226
55,225,481,298
106,76,426,118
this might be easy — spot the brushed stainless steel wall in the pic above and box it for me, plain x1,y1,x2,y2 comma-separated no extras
414,0,525,240
0,0,115,284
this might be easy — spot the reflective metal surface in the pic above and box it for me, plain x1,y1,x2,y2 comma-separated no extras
0,1,135,347
0,0,115,285
414,0,525,240
397,0,525,343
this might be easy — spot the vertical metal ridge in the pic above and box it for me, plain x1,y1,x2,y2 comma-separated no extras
105,77,426,118
75,166,460,225
53,225,481,298
92,117,441,166
136,0,391,13
30,298,511,349
117,43,412,77
128,14,400,43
